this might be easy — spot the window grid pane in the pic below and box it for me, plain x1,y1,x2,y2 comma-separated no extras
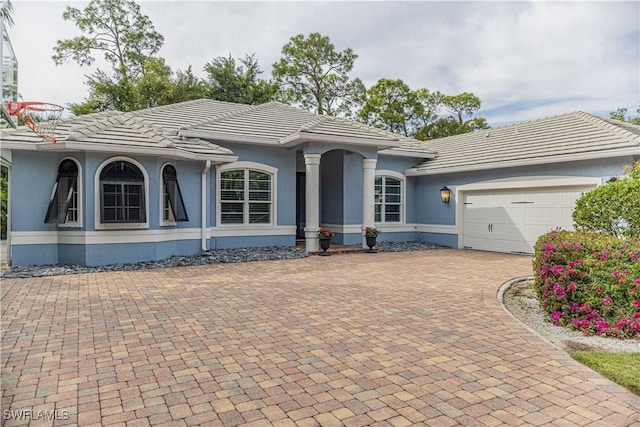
221,169,272,225
101,182,145,223
376,176,402,224
66,181,78,223
249,202,271,224
100,161,146,224
221,202,244,224
163,168,189,222
163,188,173,222
45,160,79,225
221,171,245,201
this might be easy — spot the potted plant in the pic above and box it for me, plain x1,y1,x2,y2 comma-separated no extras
364,226,381,253
317,227,335,256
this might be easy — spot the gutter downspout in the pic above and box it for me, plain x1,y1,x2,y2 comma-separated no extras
201,160,211,252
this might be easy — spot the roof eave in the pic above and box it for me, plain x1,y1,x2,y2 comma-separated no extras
378,148,436,159
0,140,35,150
406,147,640,176
179,129,279,146
280,131,404,149
34,141,238,163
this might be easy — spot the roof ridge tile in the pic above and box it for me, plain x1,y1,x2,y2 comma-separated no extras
66,114,127,140
121,116,175,147
177,101,270,130
299,115,330,132
573,111,640,143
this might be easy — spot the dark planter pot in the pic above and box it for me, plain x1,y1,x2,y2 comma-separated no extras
319,238,332,256
366,236,377,253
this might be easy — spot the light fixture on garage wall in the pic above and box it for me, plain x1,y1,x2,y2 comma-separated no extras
440,186,451,203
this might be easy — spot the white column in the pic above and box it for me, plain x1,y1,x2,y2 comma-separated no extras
362,158,377,248
304,154,321,252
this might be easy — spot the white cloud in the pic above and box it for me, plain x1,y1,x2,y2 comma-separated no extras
7,0,639,127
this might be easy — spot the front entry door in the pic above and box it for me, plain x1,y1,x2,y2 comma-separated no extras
296,172,306,239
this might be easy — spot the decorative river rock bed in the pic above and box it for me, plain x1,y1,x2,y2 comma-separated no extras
1,241,443,278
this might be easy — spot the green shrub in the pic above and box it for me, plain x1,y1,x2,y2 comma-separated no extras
533,231,640,339
573,161,640,237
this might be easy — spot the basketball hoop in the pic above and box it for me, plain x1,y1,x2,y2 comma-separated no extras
7,101,64,143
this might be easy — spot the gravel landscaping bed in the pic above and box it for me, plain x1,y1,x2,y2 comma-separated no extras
503,279,640,354
1,246,310,278
1,241,445,278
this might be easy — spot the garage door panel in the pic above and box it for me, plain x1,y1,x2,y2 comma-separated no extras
465,206,512,221
492,238,531,254
492,221,521,236
524,224,558,241
524,207,559,222
464,236,488,251
465,222,492,235
463,184,596,255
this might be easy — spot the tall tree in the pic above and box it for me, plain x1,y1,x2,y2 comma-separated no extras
69,59,206,114
135,59,206,108
203,54,278,105
420,116,489,140
53,0,163,78
357,80,489,140
415,92,488,139
52,0,165,112
272,33,365,116
610,107,640,125
442,92,482,125
358,79,440,137
171,67,207,104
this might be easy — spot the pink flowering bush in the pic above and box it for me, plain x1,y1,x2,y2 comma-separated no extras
533,231,640,339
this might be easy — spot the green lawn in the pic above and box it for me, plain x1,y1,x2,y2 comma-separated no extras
570,351,640,395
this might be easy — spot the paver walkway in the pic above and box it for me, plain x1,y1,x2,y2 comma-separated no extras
2,249,639,426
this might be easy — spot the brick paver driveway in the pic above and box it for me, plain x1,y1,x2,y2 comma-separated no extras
2,250,639,426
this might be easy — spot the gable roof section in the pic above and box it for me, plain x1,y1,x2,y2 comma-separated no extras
408,111,640,175
1,99,435,160
0,104,236,162
175,100,436,156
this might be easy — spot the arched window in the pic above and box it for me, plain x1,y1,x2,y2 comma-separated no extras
375,174,404,223
45,159,80,225
100,160,146,223
219,168,273,225
161,164,188,223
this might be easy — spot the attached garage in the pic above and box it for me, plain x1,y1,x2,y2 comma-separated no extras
458,177,601,255
408,112,638,255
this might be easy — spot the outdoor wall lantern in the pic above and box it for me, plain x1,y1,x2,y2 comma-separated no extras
440,186,452,203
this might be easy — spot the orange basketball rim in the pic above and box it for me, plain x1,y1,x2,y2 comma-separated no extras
7,101,64,143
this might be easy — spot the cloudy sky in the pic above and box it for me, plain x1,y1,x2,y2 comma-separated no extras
5,0,640,126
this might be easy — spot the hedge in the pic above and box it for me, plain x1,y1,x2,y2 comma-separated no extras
533,231,640,339
573,160,640,237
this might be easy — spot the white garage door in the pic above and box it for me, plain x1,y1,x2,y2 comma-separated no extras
463,185,596,255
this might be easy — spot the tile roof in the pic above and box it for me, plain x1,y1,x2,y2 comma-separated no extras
0,105,235,160
0,99,435,159
3,102,636,171
411,111,640,175
172,100,433,154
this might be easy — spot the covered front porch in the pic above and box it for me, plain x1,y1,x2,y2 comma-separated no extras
297,147,377,252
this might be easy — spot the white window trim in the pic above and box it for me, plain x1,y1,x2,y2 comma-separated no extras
56,156,83,228
216,161,278,227
374,169,406,225
160,162,177,226
94,156,150,230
